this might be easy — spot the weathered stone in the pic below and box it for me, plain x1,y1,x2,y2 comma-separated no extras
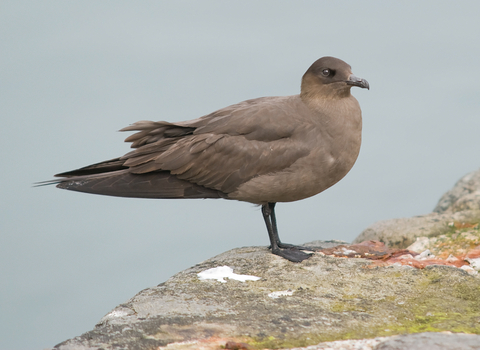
54,242,480,350
374,332,480,350
289,332,480,350
354,168,480,248
434,169,480,214
353,211,480,249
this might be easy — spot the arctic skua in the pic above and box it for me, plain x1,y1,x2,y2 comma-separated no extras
51,56,369,262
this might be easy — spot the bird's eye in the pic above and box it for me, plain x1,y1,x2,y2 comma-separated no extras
321,68,331,76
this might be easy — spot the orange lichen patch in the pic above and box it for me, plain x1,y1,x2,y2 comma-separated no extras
402,221,480,271
432,235,480,259
225,340,252,349
366,255,470,269
318,240,419,260
452,222,479,229
466,248,480,259
318,241,477,271
157,337,253,350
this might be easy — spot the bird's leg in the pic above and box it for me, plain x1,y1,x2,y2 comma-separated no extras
269,203,301,249
262,202,312,262
262,203,280,251
269,203,315,251
269,202,281,245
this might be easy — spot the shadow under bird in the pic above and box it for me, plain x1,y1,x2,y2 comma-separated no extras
49,56,369,262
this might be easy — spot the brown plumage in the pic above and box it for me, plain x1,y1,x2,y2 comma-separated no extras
53,56,369,262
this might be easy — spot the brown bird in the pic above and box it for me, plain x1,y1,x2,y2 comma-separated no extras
51,56,369,262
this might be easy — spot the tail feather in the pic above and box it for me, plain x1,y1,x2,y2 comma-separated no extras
55,170,228,199
55,158,127,177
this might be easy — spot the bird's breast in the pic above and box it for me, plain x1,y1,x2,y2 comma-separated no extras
229,121,361,204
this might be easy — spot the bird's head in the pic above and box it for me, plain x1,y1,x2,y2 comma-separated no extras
300,56,369,101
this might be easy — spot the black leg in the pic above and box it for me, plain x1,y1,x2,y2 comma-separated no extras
262,203,279,251
261,202,313,262
269,203,281,245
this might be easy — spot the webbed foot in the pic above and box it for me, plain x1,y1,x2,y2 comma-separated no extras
271,247,313,262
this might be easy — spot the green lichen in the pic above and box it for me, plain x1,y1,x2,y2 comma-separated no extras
242,268,480,349
249,333,347,350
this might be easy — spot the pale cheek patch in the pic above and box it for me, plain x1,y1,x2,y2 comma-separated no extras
197,266,261,283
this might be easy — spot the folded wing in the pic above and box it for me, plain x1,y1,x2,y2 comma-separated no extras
55,96,312,198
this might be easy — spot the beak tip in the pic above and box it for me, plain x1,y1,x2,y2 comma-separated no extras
348,74,369,90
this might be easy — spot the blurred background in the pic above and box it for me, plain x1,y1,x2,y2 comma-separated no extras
1,1,480,349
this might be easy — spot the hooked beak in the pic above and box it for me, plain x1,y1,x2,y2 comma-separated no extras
346,74,369,90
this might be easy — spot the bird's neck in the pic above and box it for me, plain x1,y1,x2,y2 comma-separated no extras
300,75,352,107
301,87,351,104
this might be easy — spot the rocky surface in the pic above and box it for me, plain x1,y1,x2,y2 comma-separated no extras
354,168,480,248
434,169,480,214
53,169,480,350
55,245,480,349
292,332,480,350
372,332,480,350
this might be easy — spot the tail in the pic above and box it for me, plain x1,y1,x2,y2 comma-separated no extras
56,170,227,199
38,158,228,199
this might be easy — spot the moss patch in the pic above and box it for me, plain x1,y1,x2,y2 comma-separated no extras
246,267,480,349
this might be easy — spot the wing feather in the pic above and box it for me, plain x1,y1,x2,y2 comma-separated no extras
118,96,313,193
